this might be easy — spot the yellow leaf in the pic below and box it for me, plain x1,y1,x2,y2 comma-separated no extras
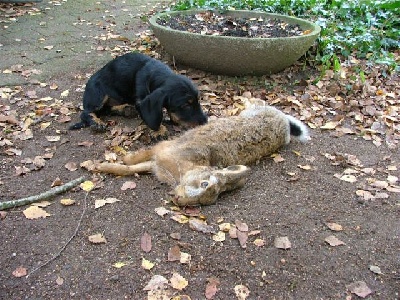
298,164,312,170
170,213,189,224
212,231,226,242
218,222,231,232
180,252,191,264
60,198,76,206
60,90,69,97
23,206,50,219
141,258,155,270
80,180,95,192
113,262,126,268
254,238,265,247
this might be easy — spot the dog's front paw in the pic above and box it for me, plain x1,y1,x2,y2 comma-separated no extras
149,124,169,141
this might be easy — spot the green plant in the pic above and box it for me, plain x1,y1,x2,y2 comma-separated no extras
172,0,400,71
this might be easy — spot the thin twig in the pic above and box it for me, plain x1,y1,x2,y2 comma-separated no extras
0,176,86,210
26,191,89,278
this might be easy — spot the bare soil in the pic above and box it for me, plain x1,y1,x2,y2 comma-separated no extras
1,1,399,299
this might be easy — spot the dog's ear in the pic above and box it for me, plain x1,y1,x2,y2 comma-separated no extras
136,88,167,130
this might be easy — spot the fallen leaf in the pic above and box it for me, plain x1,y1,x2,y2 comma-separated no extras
45,135,60,142
339,174,357,183
274,236,291,249
218,223,231,232
369,265,383,275
56,276,64,285
170,273,188,291
23,206,50,219
144,275,169,291
32,201,51,207
170,232,181,240
60,90,69,97
168,245,181,262
94,197,120,209
113,261,126,268
141,232,152,253
272,154,285,163
189,218,216,234
51,177,62,187
298,164,312,170
80,180,95,192
141,258,155,270
235,220,248,232
64,161,78,171
237,230,248,248
180,252,191,264
212,231,226,242
60,198,76,206
325,235,345,246
12,266,27,278
88,233,107,244
234,284,250,300
205,277,220,299
346,281,373,298
155,206,170,217
121,181,136,190
325,222,343,231
253,238,265,247
171,213,189,224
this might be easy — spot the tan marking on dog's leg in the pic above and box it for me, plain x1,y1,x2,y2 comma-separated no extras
95,161,154,176
149,124,168,139
110,104,137,117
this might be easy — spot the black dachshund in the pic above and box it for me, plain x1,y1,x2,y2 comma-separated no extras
69,53,208,131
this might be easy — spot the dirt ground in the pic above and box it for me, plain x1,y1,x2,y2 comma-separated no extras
1,1,399,299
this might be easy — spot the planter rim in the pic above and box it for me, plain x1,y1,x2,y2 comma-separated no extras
149,9,321,41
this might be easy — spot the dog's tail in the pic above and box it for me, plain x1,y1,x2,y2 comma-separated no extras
286,115,310,143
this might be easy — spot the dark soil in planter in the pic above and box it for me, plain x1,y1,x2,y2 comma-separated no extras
157,10,309,38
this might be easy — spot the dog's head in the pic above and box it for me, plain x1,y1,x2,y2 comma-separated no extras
173,165,250,206
164,75,208,128
136,74,208,131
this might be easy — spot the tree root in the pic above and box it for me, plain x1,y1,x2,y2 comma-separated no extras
0,176,86,210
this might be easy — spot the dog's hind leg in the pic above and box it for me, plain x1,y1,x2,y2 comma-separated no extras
95,161,154,176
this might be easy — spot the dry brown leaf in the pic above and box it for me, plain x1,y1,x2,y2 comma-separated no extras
170,273,188,291
141,232,152,253
272,154,285,163
237,230,248,248
346,281,373,298
45,135,60,142
325,235,345,246
325,222,343,231
168,245,181,262
94,197,120,209
12,266,27,278
229,226,238,239
64,161,77,171
88,233,107,244
155,206,170,217
205,277,220,299
23,206,50,219
274,236,291,249
218,222,231,232
121,180,136,190
188,218,216,234
51,177,62,187
298,164,312,170
143,275,169,291
235,220,248,232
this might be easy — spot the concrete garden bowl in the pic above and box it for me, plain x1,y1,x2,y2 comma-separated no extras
149,10,321,76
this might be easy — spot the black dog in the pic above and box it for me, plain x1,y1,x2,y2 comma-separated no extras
69,53,208,131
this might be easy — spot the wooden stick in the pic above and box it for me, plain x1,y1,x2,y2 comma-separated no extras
0,176,86,210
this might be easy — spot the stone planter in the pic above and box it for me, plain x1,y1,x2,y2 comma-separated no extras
149,10,320,76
